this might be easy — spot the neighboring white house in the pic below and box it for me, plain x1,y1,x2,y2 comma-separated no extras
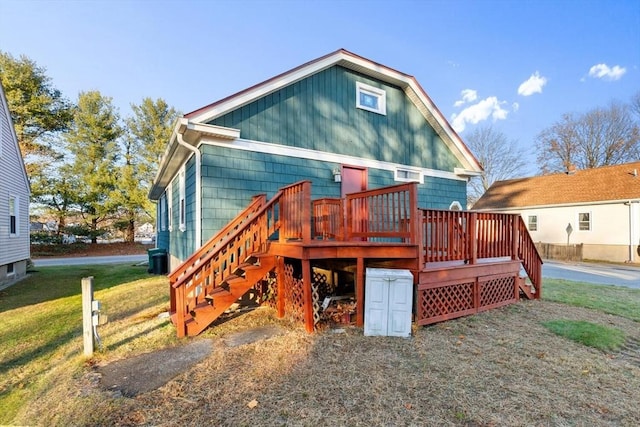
473,162,640,263
0,82,30,287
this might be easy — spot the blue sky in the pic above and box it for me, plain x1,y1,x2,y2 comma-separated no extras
1,0,638,176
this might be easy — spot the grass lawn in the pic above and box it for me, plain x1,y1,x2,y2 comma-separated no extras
1,270,639,426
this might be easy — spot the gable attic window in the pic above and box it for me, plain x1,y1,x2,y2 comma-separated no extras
578,212,591,231
179,169,186,232
356,82,386,115
395,167,423,183
9,195,18,236
527,215,538,231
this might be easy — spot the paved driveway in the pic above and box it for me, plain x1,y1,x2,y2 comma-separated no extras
543,260,640,289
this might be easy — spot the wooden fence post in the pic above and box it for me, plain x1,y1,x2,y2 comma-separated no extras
82,277,94,356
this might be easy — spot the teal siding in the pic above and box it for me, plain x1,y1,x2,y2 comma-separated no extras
199,145,465,242
209,66,461,171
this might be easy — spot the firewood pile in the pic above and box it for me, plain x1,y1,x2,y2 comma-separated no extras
322,299,356,324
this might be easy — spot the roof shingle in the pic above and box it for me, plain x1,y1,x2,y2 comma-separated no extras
472,161,640,210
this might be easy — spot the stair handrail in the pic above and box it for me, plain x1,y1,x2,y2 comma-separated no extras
516,215,543,297
171,181,311,336
169,193,267,286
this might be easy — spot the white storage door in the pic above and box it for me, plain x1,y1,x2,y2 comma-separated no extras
364,268,413,337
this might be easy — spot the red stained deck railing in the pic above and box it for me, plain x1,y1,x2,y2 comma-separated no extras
313,198,344,240
345,182,420,243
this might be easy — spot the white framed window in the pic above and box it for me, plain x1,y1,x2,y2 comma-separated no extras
9,195,18,236
179,169,186,232
528,215,538,231
159,193,167,232
578,212,591,231
167,184,173,232
394,167,423,183
356,82,386,115
7,263,14,276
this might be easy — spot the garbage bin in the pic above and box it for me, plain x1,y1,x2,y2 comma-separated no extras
147,248,166,274
152,252,168,275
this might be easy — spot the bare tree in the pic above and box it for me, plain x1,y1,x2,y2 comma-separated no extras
465,126,527,205
536,98,640,174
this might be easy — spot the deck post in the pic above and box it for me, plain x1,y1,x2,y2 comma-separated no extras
469,212,478,264
302,258,314,332
175,285,186,338
302,181,312,243
276,256,285,318
356,257,365,327
511,214,519,261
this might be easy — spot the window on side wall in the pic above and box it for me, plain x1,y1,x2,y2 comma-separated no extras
578,212,591,231
179,170,186,232
356,82,386,115
9,195,18,236
527,215,537,231
167,184,173,232
159,194,167,231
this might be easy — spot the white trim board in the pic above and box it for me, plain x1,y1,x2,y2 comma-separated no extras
198,136,468,182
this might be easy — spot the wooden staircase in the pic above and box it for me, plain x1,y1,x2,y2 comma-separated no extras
180,253,276,336
169,181,311,337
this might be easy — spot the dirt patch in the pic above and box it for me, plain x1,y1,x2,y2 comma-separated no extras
97,340,214,397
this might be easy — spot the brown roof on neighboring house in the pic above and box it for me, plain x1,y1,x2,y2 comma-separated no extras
472,161,640,210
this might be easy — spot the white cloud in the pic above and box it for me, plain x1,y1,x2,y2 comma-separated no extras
450,96,509,133
453,89,478,107
518,72,547,96
588,63,626,81
512,102,520,112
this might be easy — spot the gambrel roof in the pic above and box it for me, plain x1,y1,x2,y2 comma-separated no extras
150,49,482,199
473,161,640,210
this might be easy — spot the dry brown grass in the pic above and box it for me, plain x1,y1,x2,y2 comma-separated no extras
31,299,638,427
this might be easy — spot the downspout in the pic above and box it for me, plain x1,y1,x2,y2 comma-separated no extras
176,129,202,249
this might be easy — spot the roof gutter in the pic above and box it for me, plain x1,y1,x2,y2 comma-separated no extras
175,123,202,247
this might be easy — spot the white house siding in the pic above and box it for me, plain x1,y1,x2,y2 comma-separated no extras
0,84,31,286
517,202,640,263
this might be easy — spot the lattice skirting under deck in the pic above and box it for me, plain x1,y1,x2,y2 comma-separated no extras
417,273,517,325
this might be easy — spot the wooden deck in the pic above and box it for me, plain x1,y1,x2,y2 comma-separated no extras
168,181,543,337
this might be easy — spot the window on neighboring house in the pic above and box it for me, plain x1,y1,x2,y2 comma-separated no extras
356,82,386,115
159,194,167,231
578,212,591,231
7,263,14,275
167,184,173,232
179,169,186,232
9,195,18,236
395,167,422,183
528,215,538,231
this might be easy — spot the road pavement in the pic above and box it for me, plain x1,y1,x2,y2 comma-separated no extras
33,254,147,267
542,260,640,289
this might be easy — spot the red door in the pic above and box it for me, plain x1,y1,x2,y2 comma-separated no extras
341,166,367,197
341,166,367,240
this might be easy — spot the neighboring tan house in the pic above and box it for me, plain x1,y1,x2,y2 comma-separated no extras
150,49,482,269
0,82,30,287
473,162,640,263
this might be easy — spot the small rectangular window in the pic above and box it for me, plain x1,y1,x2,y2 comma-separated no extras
578,212,591,231
394,168,422,183
7,263,14,275
527,215,537,231
159,194,167,232
356,82,386,115
179,170,186,232
167,184,173,232
9,196,18,236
